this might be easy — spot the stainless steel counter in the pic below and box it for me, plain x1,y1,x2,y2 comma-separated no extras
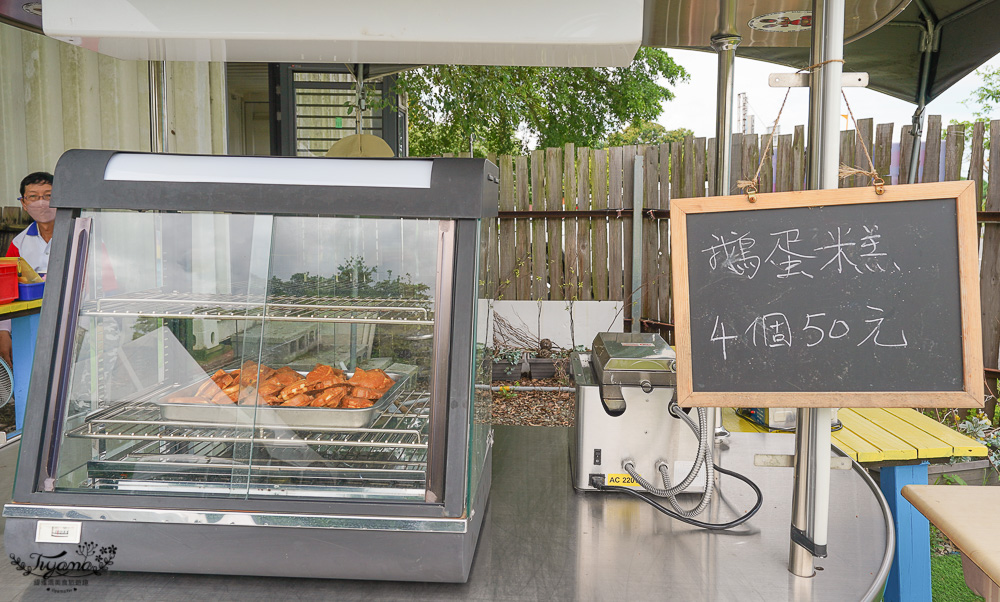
0,426,890,601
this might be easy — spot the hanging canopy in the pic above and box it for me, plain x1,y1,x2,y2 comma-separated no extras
647,0,1000,106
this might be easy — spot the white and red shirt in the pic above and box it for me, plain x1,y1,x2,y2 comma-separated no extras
6,222,50,276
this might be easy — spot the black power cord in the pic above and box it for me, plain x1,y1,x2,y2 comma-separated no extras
593,464,763,530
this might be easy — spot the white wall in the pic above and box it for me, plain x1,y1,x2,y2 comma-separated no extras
0,23,226,205
478,300,625,351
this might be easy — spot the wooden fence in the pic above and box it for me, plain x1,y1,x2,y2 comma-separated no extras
478,116,1000,409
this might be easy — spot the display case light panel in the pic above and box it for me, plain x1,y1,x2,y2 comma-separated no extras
104,154,433,189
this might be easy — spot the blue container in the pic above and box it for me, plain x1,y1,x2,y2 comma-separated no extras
17,282,44,301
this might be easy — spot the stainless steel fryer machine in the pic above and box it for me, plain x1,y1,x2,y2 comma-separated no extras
572,332,716,507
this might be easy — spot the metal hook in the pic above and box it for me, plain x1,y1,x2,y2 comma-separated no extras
872,176,885,195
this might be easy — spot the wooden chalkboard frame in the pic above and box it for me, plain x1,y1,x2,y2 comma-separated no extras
670,181,982,408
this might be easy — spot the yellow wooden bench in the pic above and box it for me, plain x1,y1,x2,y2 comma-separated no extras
724,406,988,601
724,407,987,463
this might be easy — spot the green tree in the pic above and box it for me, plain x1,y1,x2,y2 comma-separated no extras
397,48,687,156
949,65,999,153
967,66,1000,119
604,123,692,147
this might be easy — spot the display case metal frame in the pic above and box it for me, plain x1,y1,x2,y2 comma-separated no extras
5,150,497,581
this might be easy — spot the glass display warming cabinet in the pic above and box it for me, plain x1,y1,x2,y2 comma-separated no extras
3,150,496,582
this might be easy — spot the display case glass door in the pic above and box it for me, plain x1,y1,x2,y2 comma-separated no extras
52,210,442,502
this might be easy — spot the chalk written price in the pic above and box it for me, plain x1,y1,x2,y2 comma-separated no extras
709,305,908,360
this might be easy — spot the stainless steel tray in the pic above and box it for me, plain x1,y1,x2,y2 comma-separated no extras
154,372,407,429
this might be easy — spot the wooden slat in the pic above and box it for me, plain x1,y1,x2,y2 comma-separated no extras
608,146,624,302
830,435,860,461
622,145,637,315
729,133,742,195
850,408,952,458
883,409,988,456
530,149,546,299
682,136,695,198
498,155,516,300
792,125,805,191
855,118,873,188
944,124,965,182
898,125,913,185
659,143,671,208
658,144,672,330
643,149,659,322
776,134,793,192
923,115,942,183
515,155,531,300
577,147,593,301
835,410,917,461
564,143,579,300
485,212,498,298
840,129,855,188
982,120,1000,410
546,147,564,301
693,137,706,198
873,123,894,184
671,140,683,200
740,133,757,189
758,135,773,194
706,137,717,197
592,149,610,301
485,160,500,297
969,121,986,209
832,428,884,463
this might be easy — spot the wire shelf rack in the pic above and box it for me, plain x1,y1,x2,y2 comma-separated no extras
67,391,432,491
79,291,435,325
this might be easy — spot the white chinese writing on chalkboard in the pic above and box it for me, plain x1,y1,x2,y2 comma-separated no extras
709,305,908,360
701,224,902,281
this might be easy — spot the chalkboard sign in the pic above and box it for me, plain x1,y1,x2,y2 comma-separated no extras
670,182,982,408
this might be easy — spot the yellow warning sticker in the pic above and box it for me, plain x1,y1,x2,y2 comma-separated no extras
605,474,640,487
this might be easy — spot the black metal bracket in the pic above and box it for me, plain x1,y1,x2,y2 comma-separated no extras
791,525,828,558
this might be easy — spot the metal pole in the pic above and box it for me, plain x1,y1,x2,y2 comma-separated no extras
709,0,740,437
355,63,365,136
631,158,644,333
710,0,741,196
148,61,168,153
789,0,842,578
908,1,937,183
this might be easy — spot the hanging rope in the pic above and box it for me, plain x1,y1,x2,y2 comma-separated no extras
839,89,885,194
735,59,890,201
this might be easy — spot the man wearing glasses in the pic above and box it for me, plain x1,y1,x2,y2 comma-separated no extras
0,171,56,367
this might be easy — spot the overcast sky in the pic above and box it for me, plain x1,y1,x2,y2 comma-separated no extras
657,49,1000,139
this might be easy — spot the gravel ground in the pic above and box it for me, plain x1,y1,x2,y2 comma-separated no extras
491,377,575,427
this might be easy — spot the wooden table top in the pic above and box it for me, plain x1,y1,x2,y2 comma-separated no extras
903,484,1000,585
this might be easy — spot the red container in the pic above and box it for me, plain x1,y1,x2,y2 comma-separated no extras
0,263,16,304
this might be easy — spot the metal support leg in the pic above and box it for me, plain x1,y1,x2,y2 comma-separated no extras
879,462,932,602
789,0,843,575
